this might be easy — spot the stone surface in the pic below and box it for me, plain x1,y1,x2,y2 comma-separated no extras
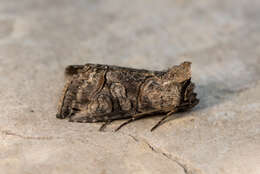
0,0,260,174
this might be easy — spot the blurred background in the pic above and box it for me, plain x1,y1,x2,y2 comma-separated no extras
0,0,259,174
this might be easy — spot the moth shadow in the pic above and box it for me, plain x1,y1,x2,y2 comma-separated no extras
193,81,240,112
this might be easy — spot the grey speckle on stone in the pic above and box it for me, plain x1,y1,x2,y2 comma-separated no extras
0,0,260,174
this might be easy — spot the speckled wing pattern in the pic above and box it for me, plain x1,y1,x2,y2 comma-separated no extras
56,62,199,131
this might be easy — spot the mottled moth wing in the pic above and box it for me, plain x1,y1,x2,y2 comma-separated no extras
56,62,199,131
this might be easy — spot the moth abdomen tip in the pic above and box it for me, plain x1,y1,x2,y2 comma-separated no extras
56,113,62,119
65,65,84,76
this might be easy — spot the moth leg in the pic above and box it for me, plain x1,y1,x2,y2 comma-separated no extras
150,109,178,132
114,118,135,132
99,120,112,132
150,101,198,131
98,111,134,131
115,109,163,132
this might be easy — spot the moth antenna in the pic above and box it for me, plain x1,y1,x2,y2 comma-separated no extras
114,118,134,132
115,109,164,131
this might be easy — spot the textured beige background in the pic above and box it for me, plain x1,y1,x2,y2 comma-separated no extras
0,0,260,174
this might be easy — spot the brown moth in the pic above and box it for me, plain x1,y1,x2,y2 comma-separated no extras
56,62,199,131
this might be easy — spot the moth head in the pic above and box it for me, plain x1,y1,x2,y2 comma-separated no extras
165,61,191,83
180,79,199,108
166,61,199,109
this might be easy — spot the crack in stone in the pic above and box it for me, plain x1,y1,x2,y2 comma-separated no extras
1,130,60,140
1,129,113,152
128,134,204,174
161,152,189,174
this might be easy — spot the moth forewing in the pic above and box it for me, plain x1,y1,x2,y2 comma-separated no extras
57,62,199,131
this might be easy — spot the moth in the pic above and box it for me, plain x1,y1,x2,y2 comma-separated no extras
56,62,199,131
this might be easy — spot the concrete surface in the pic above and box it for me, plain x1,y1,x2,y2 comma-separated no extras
0,0,260,174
